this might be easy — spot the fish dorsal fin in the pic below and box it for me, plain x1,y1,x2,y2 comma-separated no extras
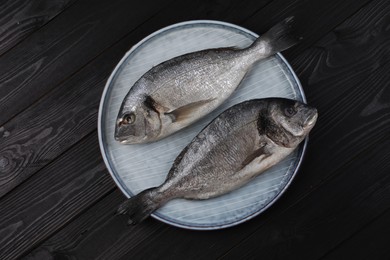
165,98,216,123
241,144,270,169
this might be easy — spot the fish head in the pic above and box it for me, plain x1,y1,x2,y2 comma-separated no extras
114,94,161,144
264,98,318,148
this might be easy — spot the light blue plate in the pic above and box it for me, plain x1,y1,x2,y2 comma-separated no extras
98,20,307,230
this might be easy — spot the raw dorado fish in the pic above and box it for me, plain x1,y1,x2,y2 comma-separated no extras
115,17,300,144
117,98,318,224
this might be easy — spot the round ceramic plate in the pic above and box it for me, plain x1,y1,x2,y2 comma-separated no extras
98,20,307,230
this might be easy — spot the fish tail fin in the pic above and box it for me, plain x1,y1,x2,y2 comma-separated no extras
251,16,301,56
116,187,162,225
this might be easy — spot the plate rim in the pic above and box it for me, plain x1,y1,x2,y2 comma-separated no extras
98,20,307,230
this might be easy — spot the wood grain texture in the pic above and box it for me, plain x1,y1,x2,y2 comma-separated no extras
0,0,77,56
0,35,126,198
25,190,168,260
0,0,170,127
321,209,390,260
18,0,388,259
0,133,114,260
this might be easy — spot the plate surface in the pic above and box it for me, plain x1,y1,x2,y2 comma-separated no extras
98,20,306,230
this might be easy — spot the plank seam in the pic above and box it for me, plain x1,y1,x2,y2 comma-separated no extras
19,186,118,258
0,129,97,201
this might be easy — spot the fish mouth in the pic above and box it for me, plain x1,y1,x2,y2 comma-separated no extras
119,139,131,144
115,135,136,144
114,130,131,143
114,134,127,143
304,108,318,127
114,132,148,144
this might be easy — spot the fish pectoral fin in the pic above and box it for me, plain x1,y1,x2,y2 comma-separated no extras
241,145,270,169
165,98,216,123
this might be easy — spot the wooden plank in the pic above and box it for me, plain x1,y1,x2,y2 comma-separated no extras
25,190,168,260
0,133,115,260
22,0,383,258
321,209,390,260
0,28,131,198
0,0,77,56
0,0,170,126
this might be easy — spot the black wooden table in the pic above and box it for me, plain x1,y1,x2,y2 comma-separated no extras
0,0,389,259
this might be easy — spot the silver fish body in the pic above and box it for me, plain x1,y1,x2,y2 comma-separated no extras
117,98,318,224
115,17,299,144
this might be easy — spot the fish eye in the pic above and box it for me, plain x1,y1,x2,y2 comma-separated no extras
284,107,296,117
122,113,136,125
